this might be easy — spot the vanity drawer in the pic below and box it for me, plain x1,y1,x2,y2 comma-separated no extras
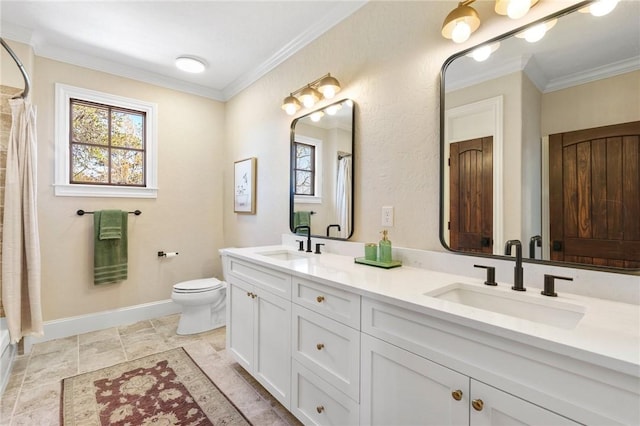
226,257,291,299
291,360,359,426
292,277,360,329
292,304,360,402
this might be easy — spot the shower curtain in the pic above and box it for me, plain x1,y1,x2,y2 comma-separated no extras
2,98,43,344
335,156,352,238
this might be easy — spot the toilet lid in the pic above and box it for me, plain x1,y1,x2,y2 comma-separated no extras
173,278,223,292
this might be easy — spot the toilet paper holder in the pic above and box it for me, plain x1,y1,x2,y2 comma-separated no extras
158,251,179,258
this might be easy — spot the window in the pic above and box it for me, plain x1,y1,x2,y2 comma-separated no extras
55,84,158,198
294,142,315,195
293,135,323,203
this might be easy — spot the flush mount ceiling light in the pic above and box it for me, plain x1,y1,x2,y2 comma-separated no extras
442,0,539,43
175,56,207,73
281,73,342,115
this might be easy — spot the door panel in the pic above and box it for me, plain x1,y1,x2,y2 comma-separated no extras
549,121,640,267
450,137,493,253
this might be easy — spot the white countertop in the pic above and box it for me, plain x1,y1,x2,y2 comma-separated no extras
221,245,640,377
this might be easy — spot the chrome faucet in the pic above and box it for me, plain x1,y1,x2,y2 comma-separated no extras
294,225,312,253
505,240,525,291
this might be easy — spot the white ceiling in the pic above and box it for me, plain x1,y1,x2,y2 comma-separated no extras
0,0,367,101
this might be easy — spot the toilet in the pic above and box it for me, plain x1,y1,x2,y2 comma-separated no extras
171,278,226,335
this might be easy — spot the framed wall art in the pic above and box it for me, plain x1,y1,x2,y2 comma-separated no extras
234,157,256,214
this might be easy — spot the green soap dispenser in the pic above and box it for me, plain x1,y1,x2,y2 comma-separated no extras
379,230,392,263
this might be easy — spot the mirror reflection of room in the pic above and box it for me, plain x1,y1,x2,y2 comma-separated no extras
291,99,354,239
442,0,640,269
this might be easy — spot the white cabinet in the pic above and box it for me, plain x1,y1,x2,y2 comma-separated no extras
225,259,291,408
361,333,468,426
469,380,579,426
361,334,580,426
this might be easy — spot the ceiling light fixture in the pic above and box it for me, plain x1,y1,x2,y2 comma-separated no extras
281,73,342,115
442,0,539,43
175,56,207,73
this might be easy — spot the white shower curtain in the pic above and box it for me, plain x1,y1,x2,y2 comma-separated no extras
2,98,43,344
335,156,352,238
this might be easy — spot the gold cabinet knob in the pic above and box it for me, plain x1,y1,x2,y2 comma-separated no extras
472,399,484,411
316,405,324,414
316,343,325,350
451,390,463,401
316,295,325,303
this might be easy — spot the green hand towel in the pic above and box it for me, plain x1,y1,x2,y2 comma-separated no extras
293,211,311,234
99,209,123,240
94,210,128,285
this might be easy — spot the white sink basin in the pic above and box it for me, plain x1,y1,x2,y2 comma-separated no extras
425,283,586,329
257,250,309,261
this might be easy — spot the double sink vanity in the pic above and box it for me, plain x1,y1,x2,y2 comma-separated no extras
221,243,639,425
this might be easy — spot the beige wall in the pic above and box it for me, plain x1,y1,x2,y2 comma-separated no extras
223,1,578,250
2,1,585,322
33,57,225,320
541,70,640,135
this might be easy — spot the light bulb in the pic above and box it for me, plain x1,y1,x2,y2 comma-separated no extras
523,23,546,43
507,0,531,19
310,111,324,122
472,45,492,62
325,104,342,115
589,0,618,16
284,103,298,115
451,21,472,43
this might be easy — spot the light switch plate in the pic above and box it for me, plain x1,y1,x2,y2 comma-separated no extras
382,206,394,227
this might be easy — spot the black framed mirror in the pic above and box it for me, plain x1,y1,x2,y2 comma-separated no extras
290,99,355,239
440,0,640,273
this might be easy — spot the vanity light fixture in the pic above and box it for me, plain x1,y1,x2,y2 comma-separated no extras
175,56,207,73
467,42,501,62
325,103,342,115
580,0,619,16
442,0,539,43
281,73,342,115
310,111,324,122
516,18,557,43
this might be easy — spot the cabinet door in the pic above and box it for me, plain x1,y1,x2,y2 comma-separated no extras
470,380,579,426
254,288,292,408
227,278,255,372
361,334,468,426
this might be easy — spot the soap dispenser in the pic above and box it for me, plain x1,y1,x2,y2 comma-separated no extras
379,230,392,263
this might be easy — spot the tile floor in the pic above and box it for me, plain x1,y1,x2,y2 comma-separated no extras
0,314,302,425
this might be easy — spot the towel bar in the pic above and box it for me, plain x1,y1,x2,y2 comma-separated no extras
77,209,142,216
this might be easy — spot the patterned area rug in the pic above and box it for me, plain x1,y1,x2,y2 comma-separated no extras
61,347,251,425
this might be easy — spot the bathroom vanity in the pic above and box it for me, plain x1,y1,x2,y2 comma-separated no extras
221,245,639,426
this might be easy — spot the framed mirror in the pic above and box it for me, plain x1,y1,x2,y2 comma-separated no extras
440,0,639,272
290,99,355,239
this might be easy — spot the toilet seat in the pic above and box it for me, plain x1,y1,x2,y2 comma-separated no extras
173,278,223,294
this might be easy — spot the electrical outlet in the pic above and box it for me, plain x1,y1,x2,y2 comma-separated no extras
382,206,394,227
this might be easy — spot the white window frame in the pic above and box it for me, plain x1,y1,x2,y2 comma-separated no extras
54,83,158,198
294,135,323,204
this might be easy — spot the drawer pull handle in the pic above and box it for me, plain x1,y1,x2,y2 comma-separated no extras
316,343,325,350
451,390,463,401
472,399,484,411
316,295,325,303
316,405,324,414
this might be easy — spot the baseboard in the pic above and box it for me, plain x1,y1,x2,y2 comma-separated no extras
23,300,181,354
1,317,16,395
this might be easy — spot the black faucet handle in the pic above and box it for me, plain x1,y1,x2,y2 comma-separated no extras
315,243,325,254
541,274,573,297
296,240,304,251
474,264,497,286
